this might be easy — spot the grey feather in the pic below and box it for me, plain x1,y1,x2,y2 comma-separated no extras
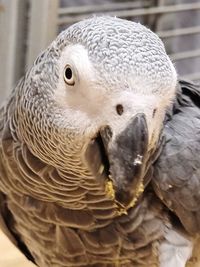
153,80,200,235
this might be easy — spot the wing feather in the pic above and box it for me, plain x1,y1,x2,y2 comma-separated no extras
153,80,200,234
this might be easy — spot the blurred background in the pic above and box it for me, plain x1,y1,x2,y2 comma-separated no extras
0,0,200,266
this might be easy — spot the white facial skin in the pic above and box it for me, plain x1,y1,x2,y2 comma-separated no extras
55,44,177,150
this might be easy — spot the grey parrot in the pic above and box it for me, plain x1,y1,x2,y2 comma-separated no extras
0,16,200,267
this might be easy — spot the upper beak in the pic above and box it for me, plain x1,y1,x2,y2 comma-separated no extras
100,113,149,207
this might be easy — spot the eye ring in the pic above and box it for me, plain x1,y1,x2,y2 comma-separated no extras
63,65,75,86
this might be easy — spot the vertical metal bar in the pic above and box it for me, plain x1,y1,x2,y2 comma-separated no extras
26,0,59,68
0,0,27,104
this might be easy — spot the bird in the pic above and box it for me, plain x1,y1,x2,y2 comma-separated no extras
0,16,199,267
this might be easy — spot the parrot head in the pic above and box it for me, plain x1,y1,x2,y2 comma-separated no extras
22,16,177,211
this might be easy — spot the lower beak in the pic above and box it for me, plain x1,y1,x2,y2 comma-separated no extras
100,113,149,207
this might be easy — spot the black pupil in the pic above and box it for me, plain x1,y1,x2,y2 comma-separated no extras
65,67,72,80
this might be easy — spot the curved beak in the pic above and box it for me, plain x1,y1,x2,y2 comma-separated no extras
100,113,149,207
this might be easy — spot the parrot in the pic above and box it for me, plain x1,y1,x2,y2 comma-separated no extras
0,16,200,267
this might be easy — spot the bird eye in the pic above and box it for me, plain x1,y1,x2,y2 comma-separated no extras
63,65,75,86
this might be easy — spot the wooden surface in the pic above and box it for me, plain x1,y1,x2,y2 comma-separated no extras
0,231,34,267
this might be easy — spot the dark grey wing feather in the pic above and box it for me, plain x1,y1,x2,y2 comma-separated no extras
152,80,200,235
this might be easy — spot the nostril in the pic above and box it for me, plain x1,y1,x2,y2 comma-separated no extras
116,104,124,115
152,108,157,118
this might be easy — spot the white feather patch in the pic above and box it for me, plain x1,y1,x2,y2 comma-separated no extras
159,229,193,267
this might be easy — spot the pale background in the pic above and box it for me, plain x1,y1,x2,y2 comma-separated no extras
0,232,34,267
